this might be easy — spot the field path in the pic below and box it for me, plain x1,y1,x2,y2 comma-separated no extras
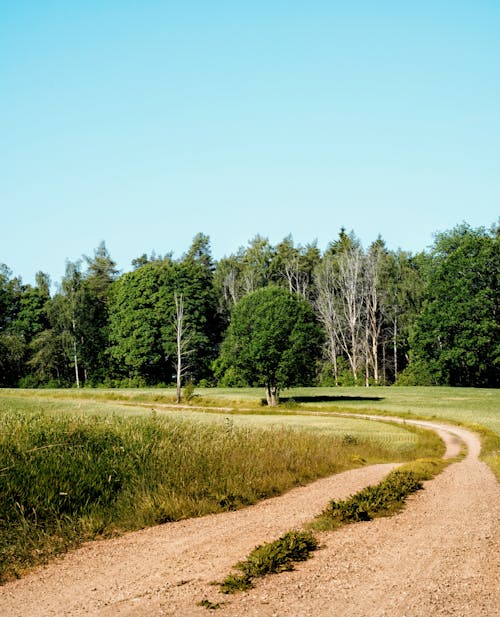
1,419,499,616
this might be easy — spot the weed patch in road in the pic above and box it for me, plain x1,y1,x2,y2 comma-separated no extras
310,458,448,531
218,530,318,594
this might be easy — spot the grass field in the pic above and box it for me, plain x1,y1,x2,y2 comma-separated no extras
6,384,498,473
3,385,497,431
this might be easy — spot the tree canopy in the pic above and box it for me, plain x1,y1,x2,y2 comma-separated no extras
1,224,498,390
217,287,322,405
409,224,499,386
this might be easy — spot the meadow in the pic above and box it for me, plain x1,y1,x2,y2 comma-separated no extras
5,386,498,431
0,387,447,583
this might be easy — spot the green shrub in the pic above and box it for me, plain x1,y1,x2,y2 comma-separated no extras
183,381,196,401
312,469,424,531
219,530,318,594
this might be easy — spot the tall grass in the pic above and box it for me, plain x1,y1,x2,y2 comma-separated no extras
0,406,432,584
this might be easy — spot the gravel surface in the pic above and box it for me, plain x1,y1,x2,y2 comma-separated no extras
1,419,498,617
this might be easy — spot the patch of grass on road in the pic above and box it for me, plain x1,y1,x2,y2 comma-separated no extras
310,458,448,531
219,530,318,594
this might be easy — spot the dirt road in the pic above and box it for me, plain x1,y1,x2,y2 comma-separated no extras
1,420,498,616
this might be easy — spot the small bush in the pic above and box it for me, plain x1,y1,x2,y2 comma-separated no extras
342,433,359,446
219,573,254,594
219,530,318,594
182,381,196,401
312,470,424,531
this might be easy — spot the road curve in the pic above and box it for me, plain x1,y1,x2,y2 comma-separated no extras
0,419,498,616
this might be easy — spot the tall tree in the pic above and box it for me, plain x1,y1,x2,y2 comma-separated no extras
108,260,170,383
364,238,387,385
380,250,427,382
217,287,322,405
272,236,320,298
314,254,342,384
173,293,193,403
409,224,499,386
82,242,119,383
108,235,219,384
240,236,275,294
0,265,28,385
336,246,365,383
213,254,245,316
60,261,86,387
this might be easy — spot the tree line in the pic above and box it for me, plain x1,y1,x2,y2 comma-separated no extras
0,223,498,390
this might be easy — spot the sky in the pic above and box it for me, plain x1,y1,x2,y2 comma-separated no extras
1,1,499,286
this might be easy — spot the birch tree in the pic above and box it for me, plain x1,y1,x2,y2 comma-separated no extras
273,236,320,299
314,255,341,384
174,293,194,403
337,247,365,383
364,240,386,384
60,261,85,388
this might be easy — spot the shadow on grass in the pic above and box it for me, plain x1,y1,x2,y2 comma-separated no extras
280,396,384,404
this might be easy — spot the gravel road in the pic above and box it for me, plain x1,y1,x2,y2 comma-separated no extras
1,419,498,616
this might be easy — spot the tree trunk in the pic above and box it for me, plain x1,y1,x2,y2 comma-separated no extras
393,316,398,381
364,326,370,387
174,292,193,404
72,318,80,389
330,334,338,385
265,384,279,406
382,340,387,385
176,348,182,404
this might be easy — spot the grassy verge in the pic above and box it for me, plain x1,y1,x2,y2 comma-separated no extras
465,425,500,482
4,386,497,478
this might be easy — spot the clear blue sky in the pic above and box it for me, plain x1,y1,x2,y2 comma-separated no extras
1,1,498,286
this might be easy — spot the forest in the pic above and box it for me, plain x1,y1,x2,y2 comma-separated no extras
0,222,498,390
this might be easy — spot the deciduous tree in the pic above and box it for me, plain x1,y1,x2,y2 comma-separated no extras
218,287,321,405
409,224,499,386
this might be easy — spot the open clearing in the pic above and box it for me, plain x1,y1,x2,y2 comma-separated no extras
1,417,498,616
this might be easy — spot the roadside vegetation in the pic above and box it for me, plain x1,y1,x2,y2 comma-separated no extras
310,459,449,531
0,393,442,584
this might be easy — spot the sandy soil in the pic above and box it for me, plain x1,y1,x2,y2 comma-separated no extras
1,419,498,617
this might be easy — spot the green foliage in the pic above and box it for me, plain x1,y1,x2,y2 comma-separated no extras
182,380,196,401
108,236,219,384
0,332,25,386
219,530,318,594
108,261,168,381
1,224,497,389
311,458,450,533
218,573,254,594
218,287,322,404
409,224,499,387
